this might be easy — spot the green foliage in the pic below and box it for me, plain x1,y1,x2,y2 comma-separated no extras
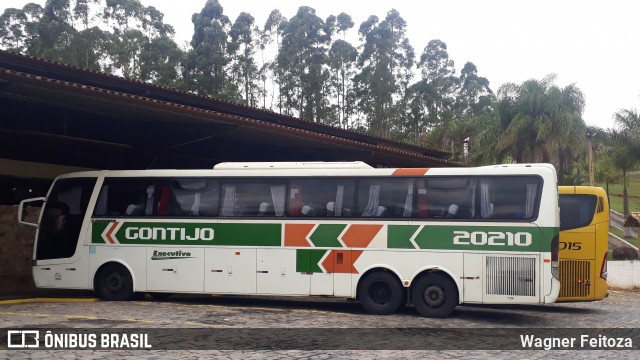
481,74,587,181
611,108,640,216
185,0,239,100
277,6,331,121
0,0,183,85
229,12,261,106
355,9,414,137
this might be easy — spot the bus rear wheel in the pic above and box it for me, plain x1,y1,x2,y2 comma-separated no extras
95,263,134,301
358,271,403,315
411,273,458,318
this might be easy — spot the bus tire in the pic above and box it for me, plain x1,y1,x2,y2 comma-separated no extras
95,263,134,301
411,273,458,318
358,271,403,315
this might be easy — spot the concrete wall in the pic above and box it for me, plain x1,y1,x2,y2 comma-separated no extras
608,261,640,290
0,205,38,291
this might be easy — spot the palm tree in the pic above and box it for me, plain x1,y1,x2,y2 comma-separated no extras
492,74,586,181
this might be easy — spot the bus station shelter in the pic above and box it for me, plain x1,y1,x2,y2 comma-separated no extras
0,50,459,203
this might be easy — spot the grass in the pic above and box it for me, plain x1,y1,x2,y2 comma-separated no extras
610,226,640,248
597,173,640,214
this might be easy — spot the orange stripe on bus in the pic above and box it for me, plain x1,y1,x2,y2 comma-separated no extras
105,221,119,244
341,224,383,248
321,250,363,274
284,223,315,247
321,251,335,273
392,168,430,176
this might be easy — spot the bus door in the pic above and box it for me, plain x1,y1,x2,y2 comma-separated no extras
30,178,96,288
462,253,483,303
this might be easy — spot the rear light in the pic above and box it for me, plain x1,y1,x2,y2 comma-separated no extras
551,235,559,279
600,254,608,280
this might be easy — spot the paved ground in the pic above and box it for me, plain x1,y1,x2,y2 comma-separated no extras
0,289,639,358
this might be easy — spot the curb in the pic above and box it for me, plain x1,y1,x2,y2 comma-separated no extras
0,297,100,305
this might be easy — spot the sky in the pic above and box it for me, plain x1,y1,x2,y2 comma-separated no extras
3,0,639,130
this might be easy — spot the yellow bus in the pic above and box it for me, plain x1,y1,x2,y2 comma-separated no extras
558,186,609,301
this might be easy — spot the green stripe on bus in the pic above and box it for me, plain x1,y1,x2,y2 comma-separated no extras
296,249,327,273
388,225,558,252
92,220,558,252
309,224,346,248
413,225,543,251
91,221,281,246
540,227,559,251
388,225,420,249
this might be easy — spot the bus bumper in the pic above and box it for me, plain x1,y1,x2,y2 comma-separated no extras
545,278,561,303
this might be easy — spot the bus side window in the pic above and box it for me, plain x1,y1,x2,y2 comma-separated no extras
357,178,415,218
288,179,355,217
157,185,171,216
164,179,219,217
479,176,540,220
423,177,475,219
220,181,285,217
94,179,157,217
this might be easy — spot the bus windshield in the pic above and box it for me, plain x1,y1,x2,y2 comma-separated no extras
559,194,598,231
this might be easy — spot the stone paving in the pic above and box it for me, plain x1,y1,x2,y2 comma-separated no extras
0,290,639,358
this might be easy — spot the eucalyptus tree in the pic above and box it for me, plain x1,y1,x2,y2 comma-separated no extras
102,0,181,82
327,39,358,128
456,62,494,120
355,9,414,138
0,4,42,52
612,108,640,216
277,6,331,121
11,0,109,71
259,9,286,110
64,26,112,70
407,40,459,145
72,0,100,30
28,0,77,60
0,0,181,80
138,35,184,87
229,12,261,106
185,0,237,100
326,12,356,128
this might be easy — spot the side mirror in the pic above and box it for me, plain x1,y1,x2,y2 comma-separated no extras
18,197,46,227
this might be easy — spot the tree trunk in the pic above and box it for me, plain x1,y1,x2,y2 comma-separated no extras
623,169,629,217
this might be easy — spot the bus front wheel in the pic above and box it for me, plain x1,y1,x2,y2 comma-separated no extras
358,271,403,315
95,263,134,301
411,273,458,318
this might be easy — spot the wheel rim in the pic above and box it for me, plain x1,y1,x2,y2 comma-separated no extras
105,272,125,292
369,281,393,305
423,285,445,308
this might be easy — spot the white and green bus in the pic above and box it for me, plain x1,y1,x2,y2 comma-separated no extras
18,161,560,317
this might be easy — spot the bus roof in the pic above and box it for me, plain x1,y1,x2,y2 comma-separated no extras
212,161,374,170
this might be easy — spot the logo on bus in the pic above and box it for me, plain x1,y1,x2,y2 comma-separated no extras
151,250,194,260
453,231,532,247
124,227,215,241
560,241,582,251
100,222,215,244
